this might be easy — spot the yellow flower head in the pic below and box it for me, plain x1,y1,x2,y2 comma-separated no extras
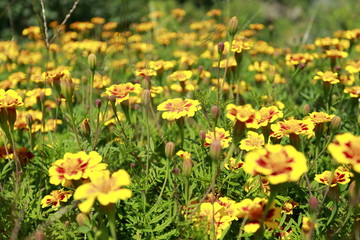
328,133,360,173
243,145,308,185
104,83,142,104
237,197,281,233
305,112,335,124
314,167,353,187
224,157,243,171
302,216,317,233
49,151,107,186
0,89,24,108
157,98,201,121
313,71,339,84
135,68,157,78
204,127,232,148
325,49,348,59
282,200,299,215
240,131,265,151
168,70,193,82
345,60,360,74
271,119,315,139
41,189,72,209
74,169,132,213
231,38,252,53
256,106,283,127
344,86,360,98
226,104,258,128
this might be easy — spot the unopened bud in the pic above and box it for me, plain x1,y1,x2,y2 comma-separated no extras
95,99,102,109
165,142,175,159
330,116,341,130
211,105,220,121
76,213,90,226
7,107,17,129
60,76,75,101
172,168,180,175
228,16,239,36
88,53,97,72
218,42,225,54
308,196,318,212
34,230,45,240
108,95,117,105
210,140,222,162
141,89,151,107
199,130,206,142
182,158,192,177
81,118,91,138
26,114,33,128
130,163,136,168
303,104,310,115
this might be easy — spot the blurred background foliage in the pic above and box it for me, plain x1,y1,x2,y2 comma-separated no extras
0,0,359,45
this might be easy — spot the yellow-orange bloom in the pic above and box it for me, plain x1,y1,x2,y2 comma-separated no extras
0,89,24,108
49,151,107,186
226,104,258,128
305,112,335,124
204,127,232,148
104,83,142,104
314,167,352,187
240,131,265,151
313,71,339,84
237,197,281,233
243,145,308,185
74,169,132,213
328,133,360,173
271,119,315,139
168,70,193,82
344,86,360,98
41,189,72,209
157,98,201,121
256,106,283,127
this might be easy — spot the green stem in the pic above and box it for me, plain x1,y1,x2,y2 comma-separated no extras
107,206,117,240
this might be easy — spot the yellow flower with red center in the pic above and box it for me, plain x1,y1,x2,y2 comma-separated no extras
0,89,24,108
325,49,348,59
41,189,72,209
315,167,353,187
344,86,360,98
224,157,243,171
236,197,281,233
256,106,283,127
328,133,360,173
204,127,232,148
226,104,258,128
168,70,193,82
104,83,142,104
49,151,108,186
217,197,241,221
243,144,308,185
285,53,315,67
313,71,339,84
135,68,157,78
305,112,335,124
150,86,164,97
157,98,201,121
240,131,265,151
74,169,132,213
270,119,315,139
231,38,252,53
282,200,299,215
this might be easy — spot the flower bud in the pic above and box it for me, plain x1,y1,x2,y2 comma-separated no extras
165,142,175,159
211,105,220,121
199,130,206,142
7,107,17,130
34,230,45,240
141,89,151,107
172,168,180,175
330,116,341,130
95,99,102,109
81,118,91,138
303,104,310,115
88,53,97,72
130,163,136,168
26,114,33,128
228,16,239,37
210,140,222,162
182,158,192,177
308,196,318,212
60,76,75,102
76,213,90,226
217,42,225,54
108,95,117,105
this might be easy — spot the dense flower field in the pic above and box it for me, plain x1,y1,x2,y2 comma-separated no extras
0,3,360,240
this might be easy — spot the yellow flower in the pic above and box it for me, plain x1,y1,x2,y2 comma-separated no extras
325,49,348,59
302,216,317,233
204,127,232,148
231,38,252,53
41,189,72,209
157,98,201,121
282,200,299,215
315,167,353,187
224,157,243,171
168,70,193,82
74,169,132,213
305,112,335,124
226,104,258,129
271,119,315,139
344,86,360,98
237,197,281,233
345,60,360,74
255,106,283,127
104,83,142,104
0,89,24,108
240,131,265,151
135,68,157,78
313,71,339,84
243,145,308,185
49,151,107,186
328,133,360,173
